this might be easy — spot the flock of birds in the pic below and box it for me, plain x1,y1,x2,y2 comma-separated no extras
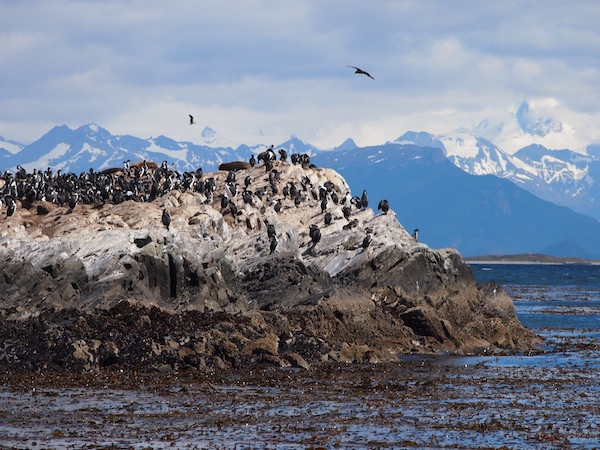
0,143,419,256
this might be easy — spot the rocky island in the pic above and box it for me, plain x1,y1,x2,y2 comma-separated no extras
0,157,541,374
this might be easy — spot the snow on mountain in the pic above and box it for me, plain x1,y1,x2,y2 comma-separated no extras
0,124,323,176
396,129,600,219
196,126,241,149
0,135,24,155
393,131,445,152
482,98,590,154
516,100,564,137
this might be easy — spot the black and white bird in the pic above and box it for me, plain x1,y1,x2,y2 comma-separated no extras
5,196,16,218
324,212,332,226
309,224,321,246
162,208,171,230
267,223,276,240
413,228,420,242
269,235,279,254
361,190,369,209
67,192,79,213
347,65,375,80
189,114,195,125
320,196,328,214
377,199,389,215
362,232,373,250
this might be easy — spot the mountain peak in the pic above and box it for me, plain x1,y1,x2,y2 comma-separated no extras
516,100,563,137
393,131,445,152
332,137,358,152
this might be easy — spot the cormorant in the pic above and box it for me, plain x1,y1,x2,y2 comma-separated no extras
270,235,278,254
189,114,195,125
228,200,238,216
324,212,332,226
361,190,369,209
413,228,420,242
377,199,389,215
67,192,79,213
6,196,16,218
320,196,328,214
347,65,375,80
309,224,321,246
342,205,351,220
162,208,171,230
362,233,373,250
267,223,276,240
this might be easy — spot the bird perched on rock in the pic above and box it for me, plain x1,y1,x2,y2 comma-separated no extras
162,208,171,230
270,235,278,254
362,232,373,250
249,155,256,167
5,196,16,218
267,223,276,240
413,228,420,242
67,192,79,213
342,206,352,220
347,65,374,80
343,218,359,230
324,212,332,226
320,196,328,214
309,224,321,246
228,200,238,216
377,199,389,215
361,190,369,209
220,193,229,210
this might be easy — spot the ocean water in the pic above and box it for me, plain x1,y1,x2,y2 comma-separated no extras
471,262,600,332
1,263,598,449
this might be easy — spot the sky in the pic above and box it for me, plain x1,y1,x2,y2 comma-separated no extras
1,0,600,153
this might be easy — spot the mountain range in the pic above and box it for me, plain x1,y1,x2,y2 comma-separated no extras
2,118,600,258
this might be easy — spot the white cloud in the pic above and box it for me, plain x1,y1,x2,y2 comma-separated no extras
0,0,599,154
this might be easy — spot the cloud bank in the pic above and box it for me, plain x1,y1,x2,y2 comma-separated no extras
1,0,599,152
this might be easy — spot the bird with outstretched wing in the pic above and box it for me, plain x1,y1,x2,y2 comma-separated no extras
347,66,374,79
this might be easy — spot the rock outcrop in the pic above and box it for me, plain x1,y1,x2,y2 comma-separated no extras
0,161,541,373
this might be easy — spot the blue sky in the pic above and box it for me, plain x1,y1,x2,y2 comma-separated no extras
1,0,599,152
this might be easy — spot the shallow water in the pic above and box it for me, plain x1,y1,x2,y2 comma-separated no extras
1,264,599,449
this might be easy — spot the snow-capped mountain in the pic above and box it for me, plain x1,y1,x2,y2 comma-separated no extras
395,130,600,220
0,124,318,175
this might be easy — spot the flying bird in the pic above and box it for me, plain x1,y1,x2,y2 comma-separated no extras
347,66,374,80
189,114,195,125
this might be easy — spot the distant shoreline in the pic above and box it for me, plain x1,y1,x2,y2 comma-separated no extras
465,254,600,265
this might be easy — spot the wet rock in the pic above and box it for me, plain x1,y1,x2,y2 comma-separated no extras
285,352,310,370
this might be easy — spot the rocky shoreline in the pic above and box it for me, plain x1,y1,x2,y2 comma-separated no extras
0,161,541,374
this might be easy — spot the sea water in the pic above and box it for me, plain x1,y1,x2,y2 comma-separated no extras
470,262,600,332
